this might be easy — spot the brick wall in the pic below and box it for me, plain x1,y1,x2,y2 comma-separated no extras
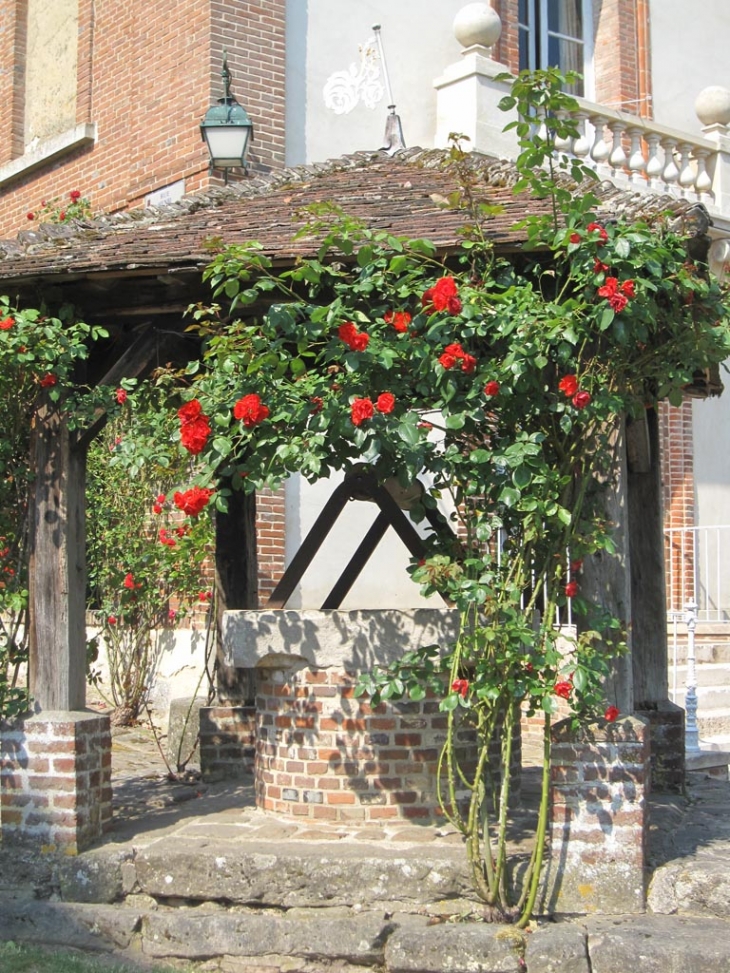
0,711,112,852
0,0,286,236
660,400,695,609
257,486,287,604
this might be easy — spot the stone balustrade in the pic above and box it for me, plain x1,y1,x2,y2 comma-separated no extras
550,101,718,201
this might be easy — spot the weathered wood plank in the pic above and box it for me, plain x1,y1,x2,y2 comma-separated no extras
27,398,87,711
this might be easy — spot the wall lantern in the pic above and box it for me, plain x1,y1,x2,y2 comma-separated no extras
200,53,254,182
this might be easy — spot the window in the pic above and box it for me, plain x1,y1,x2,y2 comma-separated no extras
518,0,594,99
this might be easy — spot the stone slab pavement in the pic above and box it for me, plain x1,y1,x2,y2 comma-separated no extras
1,721,730,972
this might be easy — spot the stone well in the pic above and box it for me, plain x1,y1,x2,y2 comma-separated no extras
221,608,491,824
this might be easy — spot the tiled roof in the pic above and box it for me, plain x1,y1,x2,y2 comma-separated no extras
0,148,699,285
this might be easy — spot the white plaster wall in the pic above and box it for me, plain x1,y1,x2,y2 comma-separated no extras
286,0,468,165
284,472,449,609
649,0,730,134
89,626,211,729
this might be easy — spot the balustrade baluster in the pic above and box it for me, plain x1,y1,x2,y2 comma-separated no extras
694,148,713,195
608,121,628,170
627,127,647,182
645,133,664,187
589,115,611,165
661,137,680,189
572,111,591,159
678,142,697,192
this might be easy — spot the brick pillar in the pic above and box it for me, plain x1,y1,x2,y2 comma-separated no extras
0,711,112,853
542,715,649,915
199,705,256,781
254,666,517,825
634,700,684,792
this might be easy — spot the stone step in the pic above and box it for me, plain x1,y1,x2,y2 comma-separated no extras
670,685,730,710
668,641,730,665
670,662,730,688
697,709,730,737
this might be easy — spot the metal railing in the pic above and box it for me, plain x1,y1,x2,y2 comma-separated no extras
664,525,730,623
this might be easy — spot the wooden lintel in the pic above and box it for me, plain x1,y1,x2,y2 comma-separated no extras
73,328,198,450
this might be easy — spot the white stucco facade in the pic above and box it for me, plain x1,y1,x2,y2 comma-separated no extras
650,0,730,135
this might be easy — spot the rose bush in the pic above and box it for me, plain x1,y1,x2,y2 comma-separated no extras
170,69,730,923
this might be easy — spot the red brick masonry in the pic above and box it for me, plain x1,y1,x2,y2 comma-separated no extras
1,711,112,853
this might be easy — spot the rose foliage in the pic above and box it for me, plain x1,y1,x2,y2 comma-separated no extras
172,71,729,922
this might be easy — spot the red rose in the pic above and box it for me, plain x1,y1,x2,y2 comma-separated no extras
115,388,127,404
338,322,369,351
554,680,572,699
484,380,500,397
587,222,608,243
173,486,214,517
59,212,66,221
107,615,117,625
558,375,578,397
178,399,203,423
350,332,369,351
423,276,460,313
564,580,579,598
572,390,591,410
620,279,635,297
608,293,628,313
26,212,34,220
597,277,618,297
570,558,583,574
351,397,374,426
39,373,57,387
604,705,620,722
593,258,609,273
451,678,469,699
310,396,324,414
69,190,82,201
376,392,395,414
460,352,477,374
439,351,458,369
156,493,166,504
386,310,411,332
123,572,136,589
152,503,163,515
569,232,581,244
233,393,270,428
180,416,211,454
0,317,14,330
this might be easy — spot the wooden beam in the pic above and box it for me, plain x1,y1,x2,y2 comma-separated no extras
74,328,199,450
28,398,87,711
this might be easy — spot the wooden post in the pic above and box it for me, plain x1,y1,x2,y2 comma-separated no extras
214,486,259,704
628,408,669,705
27,398,87,712
580,420,633,714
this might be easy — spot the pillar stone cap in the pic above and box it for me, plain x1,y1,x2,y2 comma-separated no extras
453,3,502,51
695,86,730,127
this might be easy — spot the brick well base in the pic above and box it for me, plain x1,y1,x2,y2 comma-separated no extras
254,666,517,825
0,711,112,854
542,715,649,915
199,705,256,781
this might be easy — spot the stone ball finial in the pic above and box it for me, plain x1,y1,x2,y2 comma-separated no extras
453,2,502,50
695,86,730,127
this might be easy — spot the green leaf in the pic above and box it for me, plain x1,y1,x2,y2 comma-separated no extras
499,486,521,508
599,306,615,331
445,413,466,430
615,237,631,259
